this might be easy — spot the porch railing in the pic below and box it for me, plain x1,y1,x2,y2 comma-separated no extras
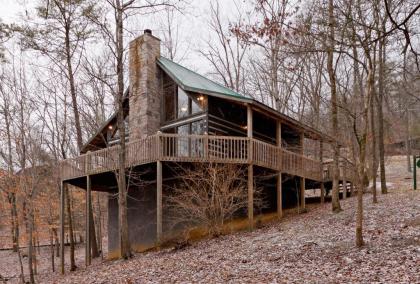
60,134,323,181
323,158,357,182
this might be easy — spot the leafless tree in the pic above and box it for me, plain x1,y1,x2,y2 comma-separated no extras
166,163,266,237
200,1,249,93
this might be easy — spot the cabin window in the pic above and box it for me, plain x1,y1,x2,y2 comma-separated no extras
177,87,189,118
191,94,206,114
164,84,176,121
163,80,206,124
191,120,205,135
177,124,190,156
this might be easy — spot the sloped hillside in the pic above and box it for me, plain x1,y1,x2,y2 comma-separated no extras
36,156,419,283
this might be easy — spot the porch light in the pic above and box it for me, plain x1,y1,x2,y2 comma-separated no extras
242,125,248,130
108,125,113,130
197,95,204,101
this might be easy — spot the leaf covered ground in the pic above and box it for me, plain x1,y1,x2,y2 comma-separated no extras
3,156,420,283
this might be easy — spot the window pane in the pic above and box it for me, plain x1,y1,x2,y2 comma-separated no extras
191,120,205,135
164,84,176,121
177,124,189,156
191,120,204,157
177,87,189,118
191,94,206,114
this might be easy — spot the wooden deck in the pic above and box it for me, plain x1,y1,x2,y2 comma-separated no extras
60,134,353,183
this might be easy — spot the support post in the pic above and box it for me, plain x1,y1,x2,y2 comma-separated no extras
414,155,417,190
320,140,325,204
300,177,306,211
60,181,65,274
157,161,163,243
276,120,282,218
320,182,325,204
247,105,253,229
85,175,91,266
277,173,282,218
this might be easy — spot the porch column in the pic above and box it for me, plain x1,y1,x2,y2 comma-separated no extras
300,132,305,210
157,161,163,244
85,175,91,266
320,140,325,204
300,177,306,210
247,104,253,229
276,120,282,218
60,181,65,274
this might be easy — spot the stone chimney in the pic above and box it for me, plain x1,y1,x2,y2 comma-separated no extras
128,29,161,140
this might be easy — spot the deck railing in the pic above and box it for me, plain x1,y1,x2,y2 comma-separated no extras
60,134,323,181
323,158,357,182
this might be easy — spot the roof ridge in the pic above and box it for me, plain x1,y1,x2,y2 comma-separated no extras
158,56,245,98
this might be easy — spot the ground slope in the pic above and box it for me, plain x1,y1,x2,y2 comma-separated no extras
42,186,419,282
3,156,420,283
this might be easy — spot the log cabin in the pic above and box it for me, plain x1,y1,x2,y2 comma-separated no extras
58,29,355,267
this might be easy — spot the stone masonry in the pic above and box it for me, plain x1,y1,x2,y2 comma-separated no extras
128,29,162,140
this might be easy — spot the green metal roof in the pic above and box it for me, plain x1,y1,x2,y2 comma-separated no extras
157,57,250,101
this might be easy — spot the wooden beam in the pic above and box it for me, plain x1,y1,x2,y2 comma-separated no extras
276,121,282,218
300,177,306,210
248,165,254,229
85,175,91,266
157,161,162,244
247,105,253,229
277,173,282,218
60,181,65,274
320,182,325,204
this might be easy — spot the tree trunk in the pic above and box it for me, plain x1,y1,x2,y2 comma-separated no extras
406,111,412,172
97,193,103,259
50,228,55,272
356,162,364,247
65,185,77,271
327,0,341,213
370,90,378,203
11,194,24,283
28,211,35,284
115,0,131,259
32,235,38,276
377,34,387,193
356,61,375,247
53,228,60,257
7,193,18,252
89,200,99,258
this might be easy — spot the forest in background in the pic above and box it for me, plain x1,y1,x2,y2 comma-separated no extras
0,0,419,283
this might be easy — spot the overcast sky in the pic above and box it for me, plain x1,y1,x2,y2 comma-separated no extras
0,0,250,76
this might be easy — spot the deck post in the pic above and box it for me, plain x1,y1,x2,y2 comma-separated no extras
320,182,325,204
157,160,162,244
60,181,65,274
300,132,305,210
319,140,325,204
277,173,282,218
247,104,253,229
85,175,91,266
300,177,306,211
276,121,282,218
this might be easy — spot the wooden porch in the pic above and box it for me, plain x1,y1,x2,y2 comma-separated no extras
59,133,355,183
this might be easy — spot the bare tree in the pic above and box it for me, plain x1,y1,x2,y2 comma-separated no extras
327,0,342,213
200,1,249,93
89,0,183,259
166,163,266,237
